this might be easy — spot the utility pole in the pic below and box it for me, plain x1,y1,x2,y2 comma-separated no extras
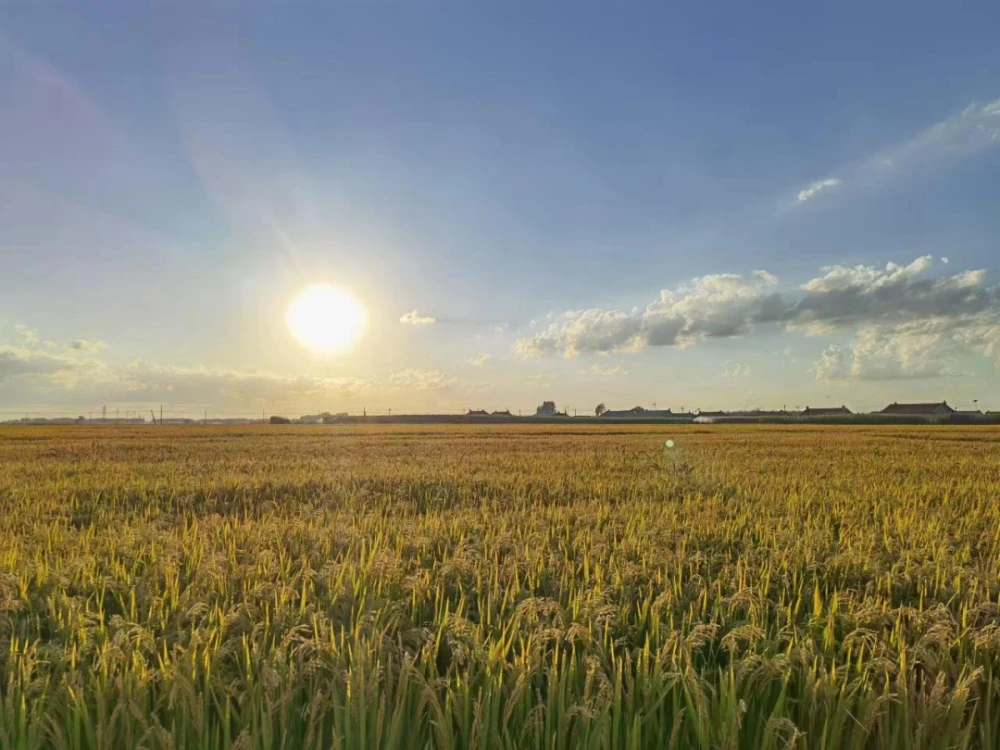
102,405,107,422
150,409,156,425
160,405,163,425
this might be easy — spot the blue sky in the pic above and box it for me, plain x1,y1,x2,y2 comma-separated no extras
2,1,1000,417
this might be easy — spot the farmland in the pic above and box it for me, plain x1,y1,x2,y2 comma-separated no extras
2,424,1000,749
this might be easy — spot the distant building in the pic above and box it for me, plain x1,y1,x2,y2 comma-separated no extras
491,410,513,417
801,406,853,417
879,402,955,418
466,409,490,417
601,409,676,419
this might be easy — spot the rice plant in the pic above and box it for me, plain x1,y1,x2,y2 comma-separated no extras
2,424,1000,748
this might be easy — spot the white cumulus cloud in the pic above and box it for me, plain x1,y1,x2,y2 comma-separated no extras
516,255,1000,382
70,339,106,352
468,353,491,366
399,310,436,325
721,361,751,378
515,270,782,357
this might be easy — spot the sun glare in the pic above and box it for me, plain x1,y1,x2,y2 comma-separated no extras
286,284,366,354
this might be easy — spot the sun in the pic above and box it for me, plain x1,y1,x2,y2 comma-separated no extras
286,284,366,354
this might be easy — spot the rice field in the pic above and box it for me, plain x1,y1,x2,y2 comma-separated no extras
2,424,1000,749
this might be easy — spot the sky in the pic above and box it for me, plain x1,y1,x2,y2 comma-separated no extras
2,1,1000,418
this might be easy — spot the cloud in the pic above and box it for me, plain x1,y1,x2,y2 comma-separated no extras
388,369,459,390
874,98,1000,173
118,360,378,402
0,346,68,381
516,255,1000,381
0,338,112,388
789,256,994,334
399,310,436,325
515,270,781,357
789,98,1000,205
587,363,628,377
14,325,39,344
516,308,644,357
69,339,106,352
800,258,1000,381
0,326,493,407
813,324,960,381
123,364,478,400
941,256,950,264
797,177,841,203
721,361,751,378
468,353,491,366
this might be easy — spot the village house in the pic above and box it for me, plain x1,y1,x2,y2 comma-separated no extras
879,402,956,419
600,408,675,419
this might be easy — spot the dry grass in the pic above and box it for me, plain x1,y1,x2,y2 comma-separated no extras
2,424,1000,748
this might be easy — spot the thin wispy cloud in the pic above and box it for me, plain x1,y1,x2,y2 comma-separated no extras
797,178,841,203
790,97,1000,206
874,98,1000,173
587,363,628,377
388,369,458,390
399,310,436,325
